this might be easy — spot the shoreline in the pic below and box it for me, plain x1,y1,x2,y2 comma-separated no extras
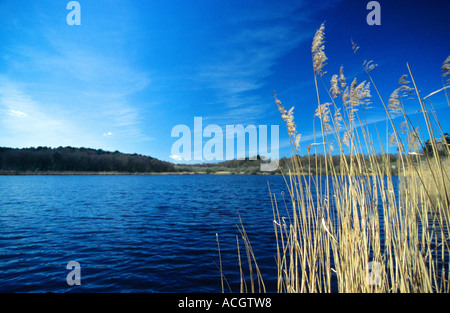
0,171,398,176
0,170,280,176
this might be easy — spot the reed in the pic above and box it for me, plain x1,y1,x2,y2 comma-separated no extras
232,23,450,293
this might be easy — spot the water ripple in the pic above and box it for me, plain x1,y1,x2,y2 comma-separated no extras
0,175,287,292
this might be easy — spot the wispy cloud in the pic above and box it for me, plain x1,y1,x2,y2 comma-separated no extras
0,76,84,148
0,14,153,150
200,25,303,94
195,7,314,125
7,109,28,118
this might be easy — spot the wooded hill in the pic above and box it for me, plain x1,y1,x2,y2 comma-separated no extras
0,146,416,175
174,154,401,175
0,146,175,173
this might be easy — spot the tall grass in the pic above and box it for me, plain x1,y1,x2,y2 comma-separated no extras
229,23,450,293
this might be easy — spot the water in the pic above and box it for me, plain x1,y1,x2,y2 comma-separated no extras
0,175,288,292
5,174,443,293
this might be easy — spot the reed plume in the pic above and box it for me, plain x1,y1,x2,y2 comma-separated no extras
226,23,450,294
312,23,327,77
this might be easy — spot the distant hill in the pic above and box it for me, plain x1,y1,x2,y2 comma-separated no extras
175,153,402,175
0,146,175,173
174,155,281,174
0,146,403,175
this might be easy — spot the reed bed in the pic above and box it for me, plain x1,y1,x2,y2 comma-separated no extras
224,23,450,293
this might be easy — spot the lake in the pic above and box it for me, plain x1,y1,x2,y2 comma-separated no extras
0,175,289,292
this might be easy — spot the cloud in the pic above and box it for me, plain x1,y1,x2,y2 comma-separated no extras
0,24,153,149
0,77,83,148
7,109,28,118
200,25,303,94
169,154,183,161
195,7,314,125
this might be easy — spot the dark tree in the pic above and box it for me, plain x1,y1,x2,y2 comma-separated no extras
0,147,175,173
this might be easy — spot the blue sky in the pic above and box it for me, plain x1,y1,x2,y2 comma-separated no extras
0,0,449,163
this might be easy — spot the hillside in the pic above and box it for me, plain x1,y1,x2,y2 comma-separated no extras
0,146,175,174
174,155,273,174
0,146,406,175
174,154,401,175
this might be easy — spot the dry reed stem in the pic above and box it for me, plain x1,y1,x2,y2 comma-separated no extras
223,23,450,294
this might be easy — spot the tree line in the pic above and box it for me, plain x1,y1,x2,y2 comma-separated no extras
1,142,445,175
0,146,175,173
